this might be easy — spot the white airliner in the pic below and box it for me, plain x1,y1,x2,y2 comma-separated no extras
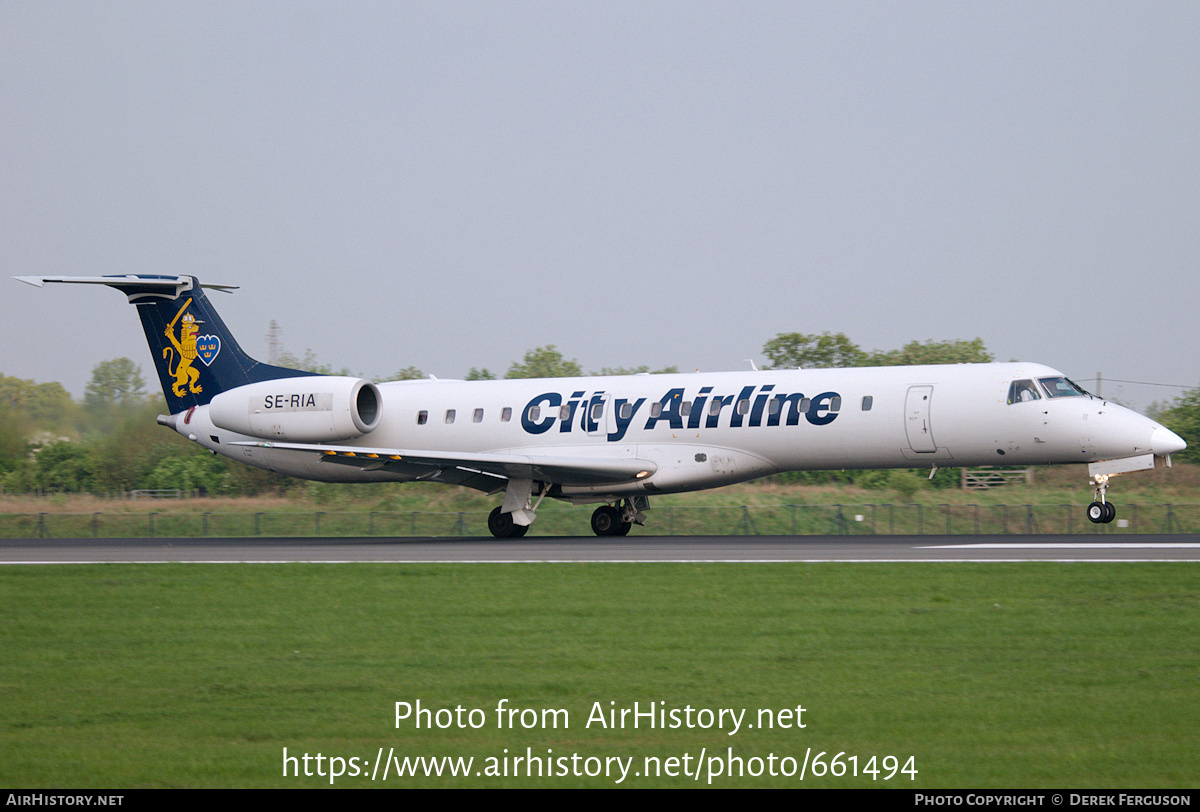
15,275,1187,537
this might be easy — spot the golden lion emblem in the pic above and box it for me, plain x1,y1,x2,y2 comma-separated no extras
162,299,203,397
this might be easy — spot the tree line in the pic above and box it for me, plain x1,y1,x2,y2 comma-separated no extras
2,333,1195,496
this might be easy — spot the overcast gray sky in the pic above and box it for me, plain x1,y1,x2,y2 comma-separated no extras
3,1,1197,411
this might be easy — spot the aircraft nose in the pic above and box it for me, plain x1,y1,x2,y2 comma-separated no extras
1151,425,1187,456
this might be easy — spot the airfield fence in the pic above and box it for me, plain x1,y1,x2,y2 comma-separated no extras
2,502,1198,538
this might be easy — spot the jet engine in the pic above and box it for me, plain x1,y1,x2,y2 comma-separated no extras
208,377,382,443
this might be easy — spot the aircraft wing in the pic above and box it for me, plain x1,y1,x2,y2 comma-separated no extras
230,441,656,492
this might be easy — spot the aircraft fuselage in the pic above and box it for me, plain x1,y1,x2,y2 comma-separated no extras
174,362,1174,501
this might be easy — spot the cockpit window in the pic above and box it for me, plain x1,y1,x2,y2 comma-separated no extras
1007,379,1041,404
1038,377,1089,398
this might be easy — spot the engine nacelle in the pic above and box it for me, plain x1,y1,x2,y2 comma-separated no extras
208,377,382,443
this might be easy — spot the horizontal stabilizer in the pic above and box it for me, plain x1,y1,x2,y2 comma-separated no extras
13,275,238,295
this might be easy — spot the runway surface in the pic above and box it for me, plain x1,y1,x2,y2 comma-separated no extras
3,534,1200,563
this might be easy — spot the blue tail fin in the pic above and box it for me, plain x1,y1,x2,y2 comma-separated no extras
15,274,313,413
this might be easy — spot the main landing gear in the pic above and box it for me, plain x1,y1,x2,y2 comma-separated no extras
486,496,649,538
590,497,647,537
1086,473,1117,524
488,506,528,538
591,505,632,536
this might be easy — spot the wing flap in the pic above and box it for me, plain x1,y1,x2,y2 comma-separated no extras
231,441,656,487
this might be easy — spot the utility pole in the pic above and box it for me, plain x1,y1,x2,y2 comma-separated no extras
267,320,281,364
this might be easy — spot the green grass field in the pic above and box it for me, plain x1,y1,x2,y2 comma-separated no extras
1,562,1196,787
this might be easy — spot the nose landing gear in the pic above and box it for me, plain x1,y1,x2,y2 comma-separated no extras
1086,474,1116,524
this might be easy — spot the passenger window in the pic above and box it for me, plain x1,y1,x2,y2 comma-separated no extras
559,405,571,420
861,396,873,411
650,402,663,418
737,399,750,415
445,409,456,424
526,405,539,422
591,402,604,421
417,410,428,425
473,408,484,423
768,399,781,415
681,401,692,416
501,407,512,422
619,402,633,420
1007,380,1041,404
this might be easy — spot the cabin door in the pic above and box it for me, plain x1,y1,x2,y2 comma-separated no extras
904,385,937,453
